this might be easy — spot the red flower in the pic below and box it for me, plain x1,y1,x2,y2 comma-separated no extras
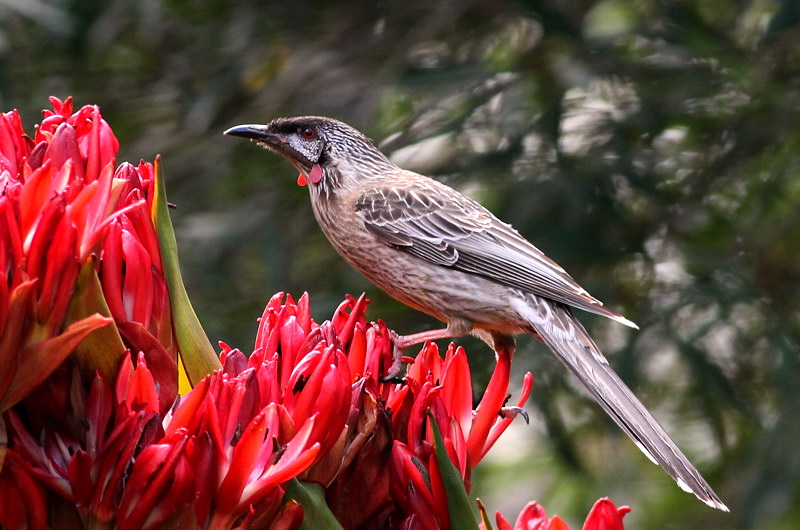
490,498,630,530
0,97,177,415
382,342,532,528
582,498,630,530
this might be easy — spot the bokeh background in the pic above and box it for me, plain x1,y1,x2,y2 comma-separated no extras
3,1,799,527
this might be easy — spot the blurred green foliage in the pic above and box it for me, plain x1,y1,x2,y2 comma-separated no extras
2,0,799,527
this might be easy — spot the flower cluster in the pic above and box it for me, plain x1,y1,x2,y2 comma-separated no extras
3,290,533,528
487,498,630,530
0,99,629,529
0,97,179,416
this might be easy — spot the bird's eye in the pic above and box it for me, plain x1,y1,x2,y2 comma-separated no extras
301,127,316,139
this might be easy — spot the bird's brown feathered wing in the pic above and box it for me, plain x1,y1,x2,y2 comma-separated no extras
354,178,728,511
354,179,635,327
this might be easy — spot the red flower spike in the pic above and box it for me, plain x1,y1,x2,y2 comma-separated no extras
100,219,126,322
43,122,85,184
279,315,307,374
38,208,79,331
80,106,112,185
0,282,37,405
550,515,570,530
347,321,368,377
491,511,514,530
2,313,112,412
214,405,321,522
0,110,28,177
406,378,437,451
0,452,48,530
24,192,67,283
440,345,473,440
467,346,512,466
43,96,73,123
66,450,94,505
482,371,534,456
119,187,162,268
254,293,287,366
126,352,160,414
286,343,351,456
366,321,395,383
117,432,193,530
89,412,163,522
239,420,321,508
335,292,368,346
405,340,444,386
120,226,154,324
85,373,113,456
215,407,273,512
222,370,261,450
164,376,210,437
295,291,312,334
582,498,629,530
391,442,437,517
184,434,218,526
510,501,554,530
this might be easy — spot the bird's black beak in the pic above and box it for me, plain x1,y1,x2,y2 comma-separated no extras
224,124,276,142
224,124,313,172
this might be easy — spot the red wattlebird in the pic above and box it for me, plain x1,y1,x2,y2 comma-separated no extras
225,116,727,511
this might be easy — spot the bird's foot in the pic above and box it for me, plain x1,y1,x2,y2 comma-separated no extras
499,406,529,424
379,331,406,382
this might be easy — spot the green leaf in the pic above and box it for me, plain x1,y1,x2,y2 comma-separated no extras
283,479,345,530
428,411,479,529
65,259,127,383
152,156,221,386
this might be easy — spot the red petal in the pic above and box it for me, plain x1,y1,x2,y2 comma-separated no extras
483,371,534,457
43,122,85,184
582,498,628,530
66,450,94,504
494,512,514,530
514,501,551,530
216,409,270,512
127,352,160,414
85,374,113,456
2,313,112,411
440,345,473,437
551,515,571,530
0,452,48,530
467,347,511,465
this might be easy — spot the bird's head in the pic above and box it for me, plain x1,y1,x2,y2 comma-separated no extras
224,116,395,193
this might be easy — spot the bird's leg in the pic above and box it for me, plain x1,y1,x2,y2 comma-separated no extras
392,327,465,350
382,320,473,381
476,331,528,421
381,327,461,382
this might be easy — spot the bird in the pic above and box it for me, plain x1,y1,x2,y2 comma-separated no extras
224,116,728,511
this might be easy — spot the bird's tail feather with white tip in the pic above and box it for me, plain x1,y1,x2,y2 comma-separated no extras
521,297,728,511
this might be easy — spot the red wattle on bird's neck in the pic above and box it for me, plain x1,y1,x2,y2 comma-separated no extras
296,165,323,186
309,164,323,183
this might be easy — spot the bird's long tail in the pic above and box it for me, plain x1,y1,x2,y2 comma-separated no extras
519,297,728,511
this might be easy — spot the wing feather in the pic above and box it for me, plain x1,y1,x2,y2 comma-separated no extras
355,181,634,325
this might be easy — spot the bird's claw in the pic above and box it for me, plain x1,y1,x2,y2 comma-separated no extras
379,335,405,382
499,406,529,424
